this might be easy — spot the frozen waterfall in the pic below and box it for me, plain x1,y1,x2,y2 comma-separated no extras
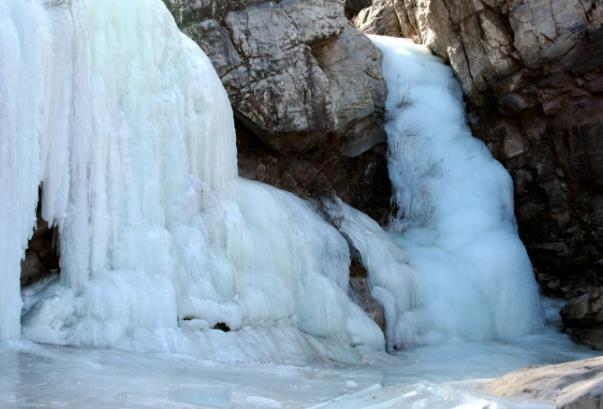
365,36,544,347
0,0,546,362
0,0,383,362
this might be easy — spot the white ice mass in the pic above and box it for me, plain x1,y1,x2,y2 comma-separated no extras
1,0,544,366
326,36,545,352
368,36,544,346
0,0,383,361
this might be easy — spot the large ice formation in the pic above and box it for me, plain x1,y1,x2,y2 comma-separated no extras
0,0,383,362
367,36,544,346
0,0,544,362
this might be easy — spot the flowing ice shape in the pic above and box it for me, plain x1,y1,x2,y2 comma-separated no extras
0,0,384,361
369,36,544,345
323,199,418,352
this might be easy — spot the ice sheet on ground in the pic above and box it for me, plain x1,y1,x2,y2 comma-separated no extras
0,333,594,409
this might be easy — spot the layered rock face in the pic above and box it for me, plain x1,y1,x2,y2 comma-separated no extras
353,1,603,301
163,0,392,222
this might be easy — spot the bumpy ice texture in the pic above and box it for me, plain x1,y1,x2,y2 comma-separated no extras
366,36,544,346
0,0,384,362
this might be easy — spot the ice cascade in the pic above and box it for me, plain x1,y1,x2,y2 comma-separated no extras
361,36,545,347
0,0,547,360
0,0,384,361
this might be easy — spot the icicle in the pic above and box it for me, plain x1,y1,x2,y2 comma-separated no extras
0,0,384,361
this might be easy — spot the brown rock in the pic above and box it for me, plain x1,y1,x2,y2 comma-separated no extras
21,215,59,287
236,120,393,223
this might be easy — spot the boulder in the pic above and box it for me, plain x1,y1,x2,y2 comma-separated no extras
166,0,386,154
484,356,603,409
353,0,402,37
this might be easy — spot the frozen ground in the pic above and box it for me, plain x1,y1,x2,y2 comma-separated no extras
0,331,595,409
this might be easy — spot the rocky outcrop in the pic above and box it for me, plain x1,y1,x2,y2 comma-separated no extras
166,0,385,154
562,290,603,350
484,356,603,409
352,0,603,298
235,121,392,222
163,0,392,222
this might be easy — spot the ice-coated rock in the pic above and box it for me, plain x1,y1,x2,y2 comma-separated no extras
164,0,393,225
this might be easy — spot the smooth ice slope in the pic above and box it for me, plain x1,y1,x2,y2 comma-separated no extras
368,36,544,346
0,0,384,361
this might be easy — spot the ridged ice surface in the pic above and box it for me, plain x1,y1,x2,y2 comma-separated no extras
367,36,544,346
0,0,384,361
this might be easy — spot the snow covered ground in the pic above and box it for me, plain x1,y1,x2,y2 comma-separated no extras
0,332,593,409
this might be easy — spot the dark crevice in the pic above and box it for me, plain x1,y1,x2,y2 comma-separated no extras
21,186,60,288
213,322,231,332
